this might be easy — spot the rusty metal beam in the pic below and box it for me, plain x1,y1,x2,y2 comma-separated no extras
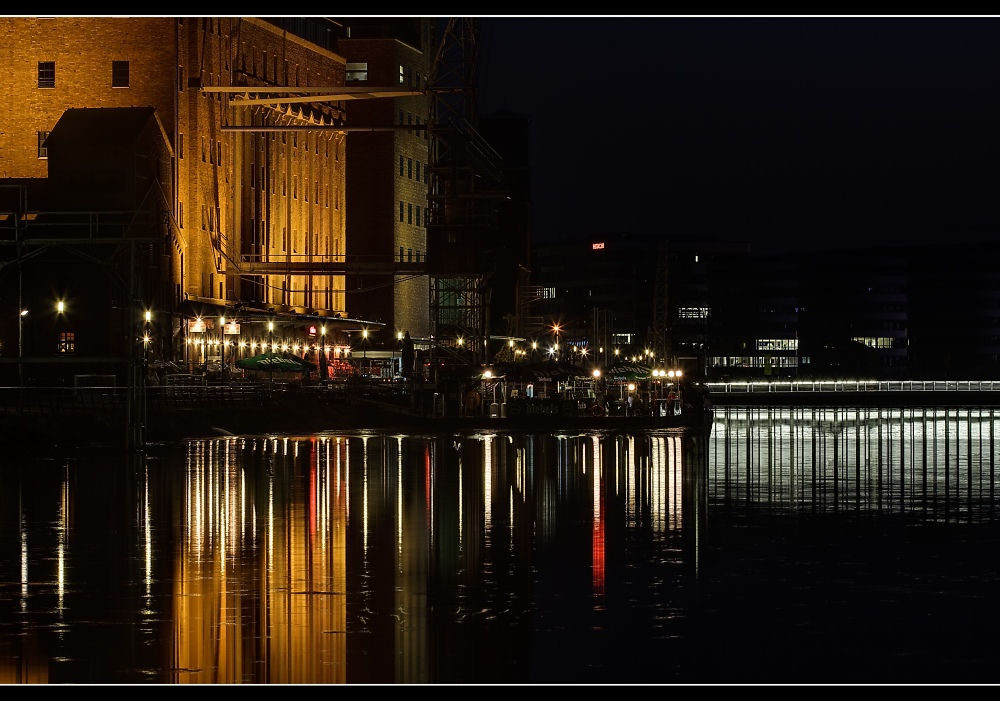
220,260,429,276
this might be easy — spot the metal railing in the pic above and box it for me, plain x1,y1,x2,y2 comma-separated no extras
0,379,420,414
703,380,1000,394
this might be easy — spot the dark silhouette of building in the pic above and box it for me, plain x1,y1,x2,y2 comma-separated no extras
530,233,1000,381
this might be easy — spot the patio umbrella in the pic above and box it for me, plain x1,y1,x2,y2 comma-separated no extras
236,352,317,372
487,361,534,382
600,362,652,382
526,359,592,382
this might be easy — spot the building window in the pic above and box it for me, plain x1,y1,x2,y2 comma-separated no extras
178,133,184,158
399,155,404,177
407,158,413,179
416,162,421,181
346,62,368,81
416,206,421,227
178,202,184,228
37,131,50,159
399,201,404,223
112,60,129,88
38,61,55,88
399,64,405,84
407,203,413,225
57,331,76,354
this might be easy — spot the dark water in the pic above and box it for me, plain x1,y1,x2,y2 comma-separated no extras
1,406,999,685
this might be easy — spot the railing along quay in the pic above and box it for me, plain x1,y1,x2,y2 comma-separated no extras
703,380,1000,406
0,380,414,415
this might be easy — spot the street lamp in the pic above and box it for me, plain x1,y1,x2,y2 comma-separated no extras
396,331,403,378
361,329,369,376
320,325,328,380
141,310,153,384
668,369,683,414
18,309,28,392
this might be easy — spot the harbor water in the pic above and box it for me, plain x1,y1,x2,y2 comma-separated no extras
1,405,998,684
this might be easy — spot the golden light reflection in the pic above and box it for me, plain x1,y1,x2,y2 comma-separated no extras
172,437,347,683
0,430,705,684
484,436,493,531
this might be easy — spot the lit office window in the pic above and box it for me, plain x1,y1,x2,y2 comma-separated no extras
346,62,368,81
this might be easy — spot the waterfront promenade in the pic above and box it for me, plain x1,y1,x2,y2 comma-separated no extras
3,379,1000,449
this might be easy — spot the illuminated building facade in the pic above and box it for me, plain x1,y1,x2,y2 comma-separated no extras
0,17,360,376
332,18,435,341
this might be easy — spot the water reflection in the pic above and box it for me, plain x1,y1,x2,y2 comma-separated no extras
1,406,998,684
710,406,998,520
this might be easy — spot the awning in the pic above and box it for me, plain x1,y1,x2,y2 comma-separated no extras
600,363,652,382
235,352,317,372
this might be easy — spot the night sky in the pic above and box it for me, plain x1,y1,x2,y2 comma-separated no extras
475,16,1000,254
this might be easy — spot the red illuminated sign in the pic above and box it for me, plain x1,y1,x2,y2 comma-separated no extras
592,242,605,250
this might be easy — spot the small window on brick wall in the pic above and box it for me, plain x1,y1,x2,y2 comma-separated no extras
38,61,55,88
37,131,50,159
112,60,129,88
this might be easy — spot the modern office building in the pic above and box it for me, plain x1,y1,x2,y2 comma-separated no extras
532,233,752,377
530,233,1000,380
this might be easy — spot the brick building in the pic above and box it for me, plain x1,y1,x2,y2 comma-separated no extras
332,18,435,342
0,17,391,381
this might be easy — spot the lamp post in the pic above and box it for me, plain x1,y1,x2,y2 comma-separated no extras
396,330,403,379
667,369,683,414
143,310,152,384
320,325,328,381
592,368,602,412
362,329,368,376
18,308,28,394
